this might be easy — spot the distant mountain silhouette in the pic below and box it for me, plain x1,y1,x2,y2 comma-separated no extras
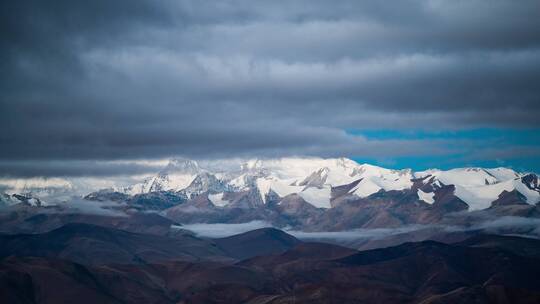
215,227,301,260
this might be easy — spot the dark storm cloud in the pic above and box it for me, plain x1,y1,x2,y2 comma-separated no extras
0,160,164,178
1,0,540,176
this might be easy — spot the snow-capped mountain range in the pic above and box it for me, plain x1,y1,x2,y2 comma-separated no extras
3,157,538,212
125,157,540,211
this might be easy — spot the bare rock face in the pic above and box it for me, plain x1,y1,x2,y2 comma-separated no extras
491,190,529,207
485,190,540,218
330,178,363,207
273,194,320,215
165,193,216,220
14,194,43,206
269,194,324,228
431,184,469,213
522,173,540,191
299,167,329,188
224,188,264,209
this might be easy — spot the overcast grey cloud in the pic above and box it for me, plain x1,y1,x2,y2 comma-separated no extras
1,0,540,176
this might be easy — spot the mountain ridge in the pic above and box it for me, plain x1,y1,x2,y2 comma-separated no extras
104,158,540,211
2,157,539,217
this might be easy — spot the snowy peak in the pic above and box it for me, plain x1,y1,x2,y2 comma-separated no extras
181,172,229,198
0,177,74,195
349,164,413,198
485,167,521,181
132,158,205,194
354,163,403,177
163,158,201,175
415,167,520,187
0,177,76,204
413,167,539,210
335,157,360,168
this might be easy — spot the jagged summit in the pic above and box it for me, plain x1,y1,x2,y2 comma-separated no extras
118,157,539,211
240,159,264,171
163,158,202,175
1,157,539,212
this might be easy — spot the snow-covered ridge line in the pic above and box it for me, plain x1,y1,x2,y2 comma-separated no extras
0,157,538,211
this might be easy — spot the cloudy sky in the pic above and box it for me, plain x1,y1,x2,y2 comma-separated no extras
1,0,540,177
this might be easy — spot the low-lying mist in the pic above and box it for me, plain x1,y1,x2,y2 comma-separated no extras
179,221,273,238
180,216,540,244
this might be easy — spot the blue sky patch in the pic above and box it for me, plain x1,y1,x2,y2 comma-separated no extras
348,128,540,173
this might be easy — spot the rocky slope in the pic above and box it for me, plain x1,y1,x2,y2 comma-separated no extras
2,230,539,304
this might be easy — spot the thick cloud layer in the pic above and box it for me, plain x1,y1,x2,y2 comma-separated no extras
1,1,540,176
